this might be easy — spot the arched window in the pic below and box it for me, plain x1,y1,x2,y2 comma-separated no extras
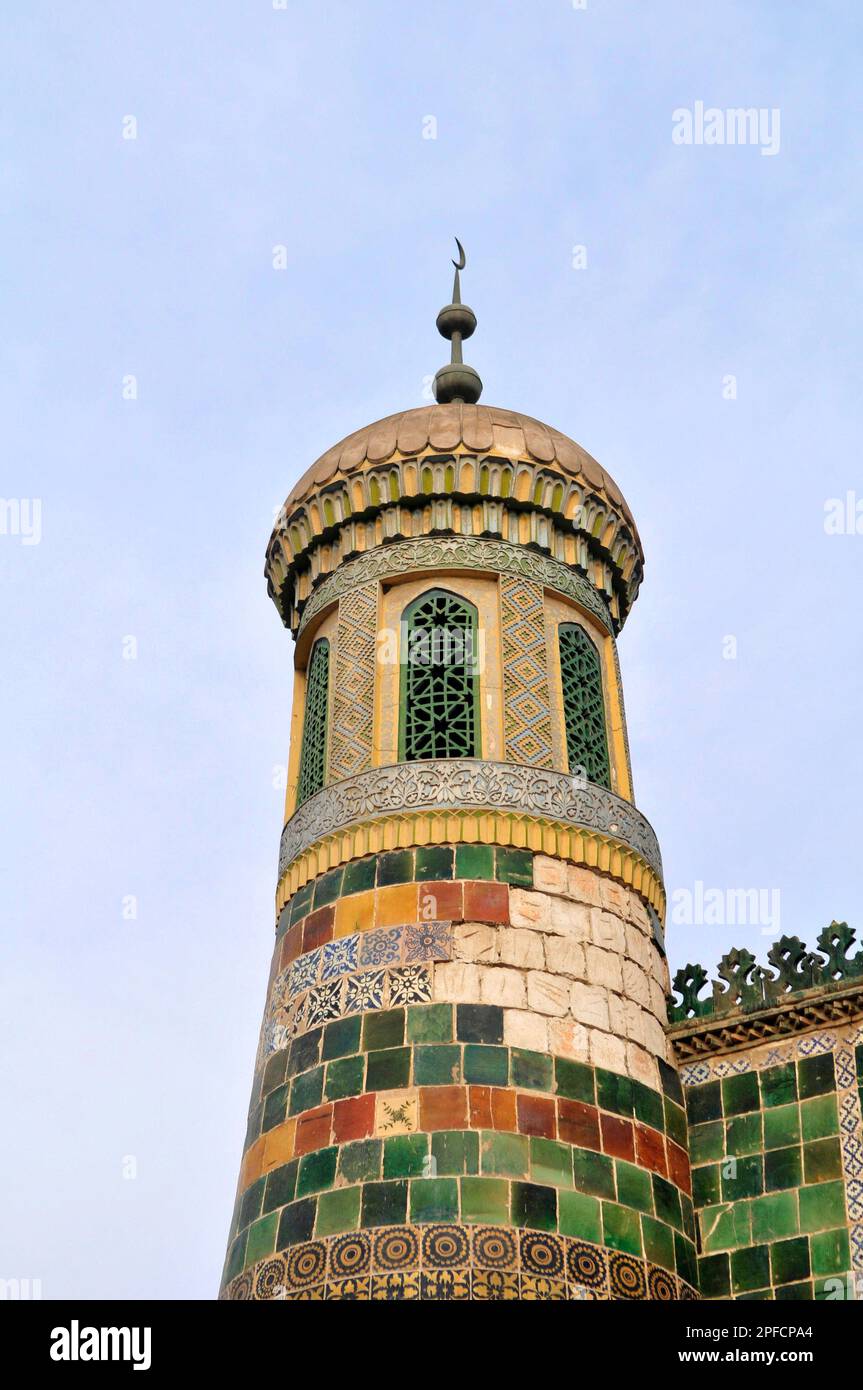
400,589,480,761
296,639,330,804
559,623,610,789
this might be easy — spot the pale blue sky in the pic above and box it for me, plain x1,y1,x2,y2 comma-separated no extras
2,1,861,1298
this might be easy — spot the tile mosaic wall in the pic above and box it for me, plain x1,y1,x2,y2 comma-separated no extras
682,1024,863,1300
221,1008,697,1300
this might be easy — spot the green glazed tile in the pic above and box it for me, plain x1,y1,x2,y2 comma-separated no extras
689,1120,724,1164
511,1181,557,1232
763,1103,800,1151
675,1232,698,1290
810,1227,851,1277
431,1129,479,1176
341,856,377,896
731,1243,770,1294
616,1160,653,1215
263,1083,291,1130
362,1009,405,1051
559,1189,602,1243
414,1044,461,1086
572,1148,615,1200
454,843,494,880
801,1094,839,1142
406,1003,452,1043
632,1080,664,1131
315,1184,361,1236
750,1190,799,1243
288,1068,323,1118
686,1081,722,1125
313,867,344,908
698,1252,731,1299
764,1145,802,1192
725,1111,762,1156
495,847,533,886
321,1014,362,1061
223,1231,247,1283
721,1071,760,1117
721,1154,763,1201
337,1139,382,1185
555,1056,595,1104
409,1177,459,1223
238,1176,266,1230
296,1146,337,1197
692,1163,720,1209
360,1180,408,1228
415,845,454,881
277,1198,317,1248
480,1130,529,1178
798,1180,846,1233
325,1054,365,1101
464,1044,508,1087
596,1068,634,1117
262,1161,299,1215
530,1137,573,1188
376,849,414,886
460,1176,510,1225
652,1174,682,1230
511,1048,553,1092
244,1211,278,1266
663,1098,689,1148
803,1137,842,1184
699,1202,752,1254
365,1046,411,1091
455,1004,503,1044
641,1214,676,1272
770,1236,810,1286
602,1201,643,1256
759,1063,797,1109
383,1133,429,1179
774,1281,813,1301
797,1053,835,1099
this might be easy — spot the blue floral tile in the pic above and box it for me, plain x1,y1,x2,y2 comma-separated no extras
360,928,403,968
307,981,344,1027
404,922,452,963
322,935,359,981
345,971,385,1014
289,949,322,996
388,966,432,1006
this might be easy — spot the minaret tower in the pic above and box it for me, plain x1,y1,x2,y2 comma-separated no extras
221,246,696,1301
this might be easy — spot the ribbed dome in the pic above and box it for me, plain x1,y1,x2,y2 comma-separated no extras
280,401,640,546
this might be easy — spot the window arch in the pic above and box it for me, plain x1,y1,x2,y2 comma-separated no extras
400,589,480,761
296,638,330,804
559,623,610,789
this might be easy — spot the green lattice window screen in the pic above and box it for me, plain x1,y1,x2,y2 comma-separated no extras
296,639,330,804
559,623,611,789
400,589,480,761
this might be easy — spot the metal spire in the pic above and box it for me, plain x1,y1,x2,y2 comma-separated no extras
433,238,483,405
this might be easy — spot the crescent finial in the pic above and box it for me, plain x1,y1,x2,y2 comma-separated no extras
452,238,466,270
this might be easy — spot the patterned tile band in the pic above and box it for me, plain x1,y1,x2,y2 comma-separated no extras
295,535,616,641
222,1225,698,1301
277,760,663,882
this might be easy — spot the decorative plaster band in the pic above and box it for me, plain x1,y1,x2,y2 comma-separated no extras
279,760,660,878
295,535,615,641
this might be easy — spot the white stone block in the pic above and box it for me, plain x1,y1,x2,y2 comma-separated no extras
569,980,611,1031
503,1008,549,1052
478,966,526,1009
527,971,570,1017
